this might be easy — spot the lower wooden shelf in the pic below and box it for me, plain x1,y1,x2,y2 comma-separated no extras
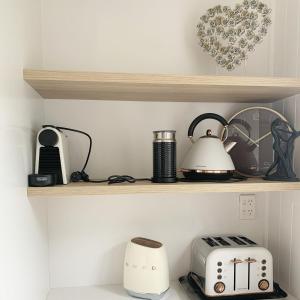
28,178,300,197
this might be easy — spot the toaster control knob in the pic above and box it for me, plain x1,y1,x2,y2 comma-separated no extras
258,279,269,291
214,282,225,294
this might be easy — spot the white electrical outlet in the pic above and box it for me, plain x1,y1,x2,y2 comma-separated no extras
239,194,256,220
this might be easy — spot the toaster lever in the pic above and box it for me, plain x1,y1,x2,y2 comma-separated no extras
245,258,257,263
230,259,243,264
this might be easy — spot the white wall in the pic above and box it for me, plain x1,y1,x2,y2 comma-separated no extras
41,0,275,76
267,1,300,299
0,1,49,299
2,0,299,296
267,191,300,297
47,193,267,288
40,0,279,289
44,100,264,179
44,100,271,288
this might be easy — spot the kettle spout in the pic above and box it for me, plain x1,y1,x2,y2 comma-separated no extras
224,142,237,153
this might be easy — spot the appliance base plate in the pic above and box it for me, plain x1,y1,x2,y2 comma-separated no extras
179,274,287,300
126,288,169,300
179,177,246,183
182,171,234,181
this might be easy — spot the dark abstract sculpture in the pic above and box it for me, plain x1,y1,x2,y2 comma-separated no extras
265,118,300,182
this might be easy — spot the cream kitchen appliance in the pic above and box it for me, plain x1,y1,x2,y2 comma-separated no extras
35,126,70,185
181,113,236,180
123,237,169,300
191,235,273,297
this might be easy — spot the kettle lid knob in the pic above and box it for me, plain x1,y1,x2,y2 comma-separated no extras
206,129,212,136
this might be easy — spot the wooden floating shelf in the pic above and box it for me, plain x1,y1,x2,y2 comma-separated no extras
24,69,300,103
27,179,300,197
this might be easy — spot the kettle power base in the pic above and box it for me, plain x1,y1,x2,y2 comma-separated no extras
179,177,246,183
181,173,233,181
179,274,287,300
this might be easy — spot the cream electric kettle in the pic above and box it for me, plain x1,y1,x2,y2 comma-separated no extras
181,113,236,180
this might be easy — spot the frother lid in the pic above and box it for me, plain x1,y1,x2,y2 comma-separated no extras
153,130,176,141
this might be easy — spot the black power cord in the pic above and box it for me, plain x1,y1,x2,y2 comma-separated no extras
43,125,150,184
89,175,149,184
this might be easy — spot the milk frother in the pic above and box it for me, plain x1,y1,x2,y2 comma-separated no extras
152,130,177,183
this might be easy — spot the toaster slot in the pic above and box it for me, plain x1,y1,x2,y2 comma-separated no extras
248,259,250,290
234,261,236,291
238,236,257,245
202,237,219,247
228,236,247,246
232,259,243,291
235,261,249,291
213,237,230,246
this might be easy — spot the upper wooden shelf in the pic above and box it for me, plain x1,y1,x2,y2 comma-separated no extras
23,69,300,103
27,178,300,197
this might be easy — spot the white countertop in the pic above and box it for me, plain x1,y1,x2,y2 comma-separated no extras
47,281,190,300
47,281,297,300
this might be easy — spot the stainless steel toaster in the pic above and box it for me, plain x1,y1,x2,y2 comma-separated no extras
191,235,273,297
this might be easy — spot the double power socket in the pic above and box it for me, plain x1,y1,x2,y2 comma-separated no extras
239,194,256,220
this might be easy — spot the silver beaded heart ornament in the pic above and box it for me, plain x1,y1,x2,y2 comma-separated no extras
197,0,272,71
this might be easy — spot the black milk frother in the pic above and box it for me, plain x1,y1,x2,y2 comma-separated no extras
152,130,177,183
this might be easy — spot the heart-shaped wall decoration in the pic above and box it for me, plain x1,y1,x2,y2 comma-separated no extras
197,0,272,71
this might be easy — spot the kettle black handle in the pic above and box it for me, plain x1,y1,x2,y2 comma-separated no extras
188,113,228,137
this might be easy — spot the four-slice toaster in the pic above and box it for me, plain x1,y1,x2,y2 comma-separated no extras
191,235,273,297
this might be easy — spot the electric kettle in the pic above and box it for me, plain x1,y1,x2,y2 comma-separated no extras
181,113,236,180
